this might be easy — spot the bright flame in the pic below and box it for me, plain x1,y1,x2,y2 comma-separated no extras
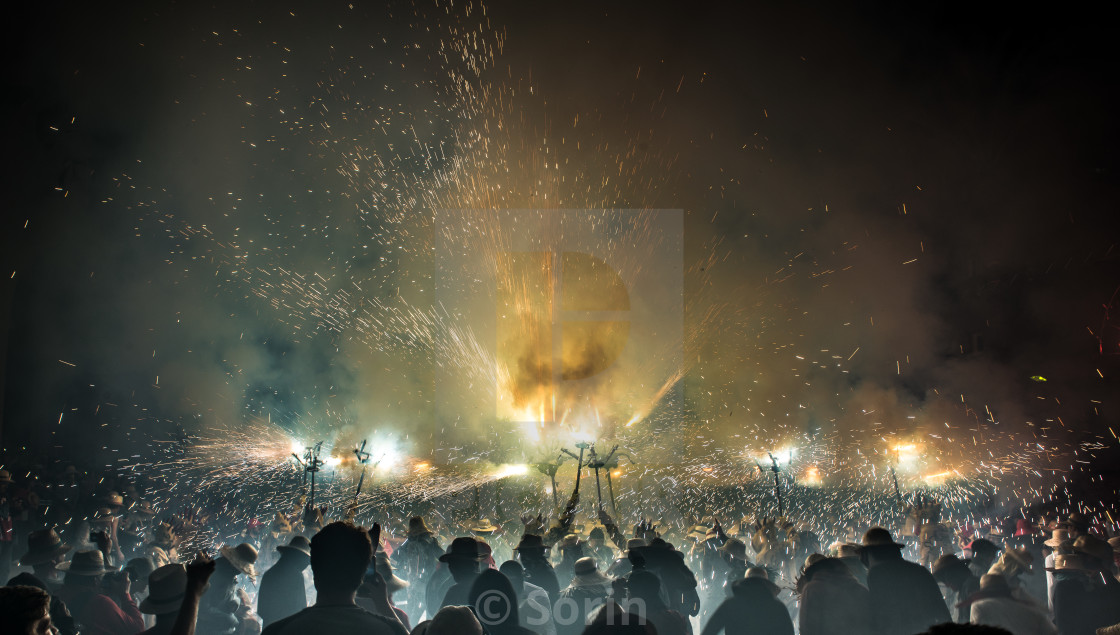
414,461,431,472
325,455,343,468
893,444,920,465
493,463,530,478
803,465,822,485
290,440,305,455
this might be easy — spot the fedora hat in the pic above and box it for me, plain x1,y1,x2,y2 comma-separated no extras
57,550,106,575
0,469,12,483
862,527,904,548
19,528,71,566
440,536,484,562
1044,528,1071,548
408,516,434,537
514,534,549,552
219,543,259,578
140,564,188,614
469,518,499,535
277,535,311,558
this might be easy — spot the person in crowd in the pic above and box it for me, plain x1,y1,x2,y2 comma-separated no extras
830,542,867,586
467,568,536,635
55,549,145,635
555,556,613,635
797,556,872,635
18,528,72,591
257,535,311,628
197,542,258,634
0,584,55,635
965,573,1057,635
932,554,981,623
390,516,443,623
625,569,691,635
500,559,556,635
1051,535,1120,635
262,521,409,634
966,539,1002,579
426,605,484,635
585,527,615,565
357,549,412,629
517,533,561,603
580,601,657,635
435,536,485,608
860,527,950,635
701,575,794,635
631,538,700,617
1041,526,1070,611
7,571,79,635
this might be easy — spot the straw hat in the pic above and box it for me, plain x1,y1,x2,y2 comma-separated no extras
18,528,71,566
374,551,409,592
1073,535,1113,564
469,518,499,535
1004,547,1035,572
720,538,748,561
57,550,107,575
0,470,12,483
1046,553,1095,572
277,535,311,558
571,557,611,586
219,543,259,578
140,564,188,615
1044,528,1071,548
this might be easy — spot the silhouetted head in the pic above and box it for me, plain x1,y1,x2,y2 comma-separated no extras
310,521,372,595
468,569,520,630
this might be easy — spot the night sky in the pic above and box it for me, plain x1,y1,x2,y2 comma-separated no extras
4,0,1120,496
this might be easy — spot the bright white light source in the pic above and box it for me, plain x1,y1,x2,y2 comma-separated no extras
493,463,529,478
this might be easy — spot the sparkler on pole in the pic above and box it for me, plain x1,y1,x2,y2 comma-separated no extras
586,444,618,510
765,452,784,518
291,442,325,510
353,440,371,506
561,442,590,503
534,453,567,508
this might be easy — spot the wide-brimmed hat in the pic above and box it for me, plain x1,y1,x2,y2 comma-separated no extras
374,551,409,592
559,534,581,548
0,470,12,483
625,538,646,552
277,535,312,558
1108,536,1120,554
514,534,549,553
686,525,709,541
831,543,861,559
1046,553,1095,572
862,527,904,548
720,538,748,561
57,550,107,575
572,557,611,586
104,491,124,508
1073,535,1113,564
1057,512,1091,533
19,528,72,566
140,564,188,614
1044,528,1071,548
932,554,972,578
131,500,158,517
408,516,434,537
219,543,259,578
440,536,484,562
469,518,499,535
